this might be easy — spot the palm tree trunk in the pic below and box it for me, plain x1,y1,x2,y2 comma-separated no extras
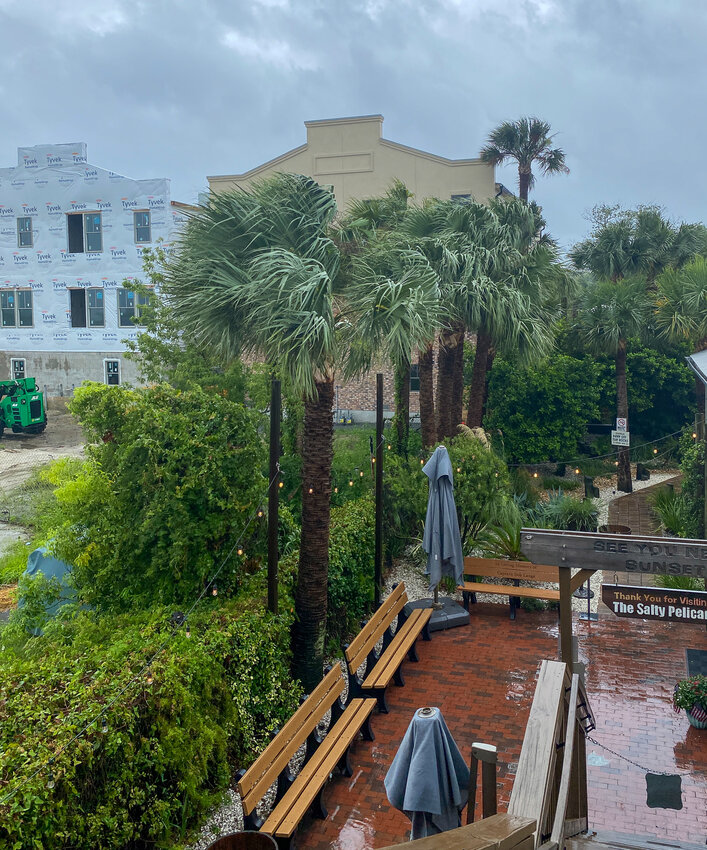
616,341,632,494
436,332,455,441
466,330,491,427
292,378,334,691
482,345,496,422
519,169,531,202
419,343,436,448
451,325,465,429
394,362,410,456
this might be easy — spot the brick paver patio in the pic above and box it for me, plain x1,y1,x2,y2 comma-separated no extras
295,604,707,850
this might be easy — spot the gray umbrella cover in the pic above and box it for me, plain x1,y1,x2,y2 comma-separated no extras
422,445,464,592
384,707,470,840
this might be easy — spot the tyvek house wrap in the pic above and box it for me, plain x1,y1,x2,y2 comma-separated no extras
0,143,182,353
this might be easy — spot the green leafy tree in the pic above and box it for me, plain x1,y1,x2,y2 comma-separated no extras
56,383,265,610
485,354,600,462
480,117,569,201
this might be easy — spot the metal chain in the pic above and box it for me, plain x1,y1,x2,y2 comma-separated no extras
586,735,704,777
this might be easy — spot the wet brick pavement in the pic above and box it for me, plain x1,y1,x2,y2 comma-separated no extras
294,604,707,850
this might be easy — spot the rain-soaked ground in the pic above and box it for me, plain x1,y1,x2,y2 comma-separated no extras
293,604,707,850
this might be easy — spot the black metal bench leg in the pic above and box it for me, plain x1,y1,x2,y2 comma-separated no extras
462,590,470,611
393,665,405,687
510,595,517,621
311,786,328,820
361,712,375,741
244,811,264,831
422,621,431,641
275,836,293,850
375,688,390,714
408,641,419,662
338,746,353,777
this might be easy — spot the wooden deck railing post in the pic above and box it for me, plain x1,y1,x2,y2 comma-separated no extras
466,742,497,823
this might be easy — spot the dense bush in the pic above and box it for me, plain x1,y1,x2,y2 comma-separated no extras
327,498,375,645
485,355,600,463
382,452,428,558
0,602,300,850
53,383,265,610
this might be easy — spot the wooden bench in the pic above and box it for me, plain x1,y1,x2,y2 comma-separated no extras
459,557,560,620
344,582,432,714
237,664,376,850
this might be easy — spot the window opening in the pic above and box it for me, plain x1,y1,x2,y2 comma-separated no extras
17,217,33,248
67,212,102,253
105,360,120,385
1,290,33,327
134,211,151,243
69,288,104,327
410,363,421,392
118,289,151,327
11,359,25,380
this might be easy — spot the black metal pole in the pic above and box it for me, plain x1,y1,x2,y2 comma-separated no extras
374,373,384,606
267,378,281,614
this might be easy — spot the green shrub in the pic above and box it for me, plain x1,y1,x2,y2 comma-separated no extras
678,434,704,538
0,602,299,850
382,453,428,558
327,498,375,645
0,539,30,585
54,383,265,611
485,355,600,463
538,492,598,531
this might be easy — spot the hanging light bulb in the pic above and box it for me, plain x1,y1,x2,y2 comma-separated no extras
420,458,424,465
387,444,392,450
533,472,538,479
278,481,284,488
101,715,108,734
257,510,264,518
359,470,364,477
457,467,461,473
308,487,314,494
653,448,658,455
614,460,619,466
371,457,376,464
334,486,338,493
348,479,353,486
575,468,580,475
212,585,218,597
185,624,191,639
237,547,243,556
47,769,55,790
693,432,698,439
145,671,153,686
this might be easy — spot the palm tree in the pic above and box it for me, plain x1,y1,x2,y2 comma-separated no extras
656,256,707,425
480,117,569,201
166,174,439,690
577,277,650,492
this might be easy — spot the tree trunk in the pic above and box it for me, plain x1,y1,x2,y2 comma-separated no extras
482,345,496,422
419,343,436,449
394,362,410,457
616,341,632,494
519,168,531,202
466,330,491,428
292,378,334,691
451,326,465,429
436,332,456,442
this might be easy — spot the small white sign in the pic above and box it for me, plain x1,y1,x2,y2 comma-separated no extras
616,417,627,432
611,430,630,446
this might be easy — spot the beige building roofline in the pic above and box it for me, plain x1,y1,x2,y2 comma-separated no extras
304,114,384,127
208,143,308,183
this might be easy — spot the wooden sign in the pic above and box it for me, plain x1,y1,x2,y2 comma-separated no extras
520,528,707,579
602,584,707,622
463,557,559,583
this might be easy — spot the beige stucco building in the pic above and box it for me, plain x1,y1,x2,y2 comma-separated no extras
208,114,498,209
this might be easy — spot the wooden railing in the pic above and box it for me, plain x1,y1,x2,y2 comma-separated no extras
508,660,595,850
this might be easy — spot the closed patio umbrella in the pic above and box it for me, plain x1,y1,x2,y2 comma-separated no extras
384,706,469,840
422,445,464,596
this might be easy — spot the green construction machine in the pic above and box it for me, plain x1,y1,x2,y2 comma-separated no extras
0,377,47,438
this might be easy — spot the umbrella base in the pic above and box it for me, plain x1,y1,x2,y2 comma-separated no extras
404,598,469,631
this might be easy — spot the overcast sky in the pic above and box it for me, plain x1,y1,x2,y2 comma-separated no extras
1,0,705,252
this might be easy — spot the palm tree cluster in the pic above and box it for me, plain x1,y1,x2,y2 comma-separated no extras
571,205,707,492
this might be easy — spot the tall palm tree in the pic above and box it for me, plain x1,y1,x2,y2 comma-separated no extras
656,256,707,424
577,277,650,492
480,117,569,202
166,174,439,690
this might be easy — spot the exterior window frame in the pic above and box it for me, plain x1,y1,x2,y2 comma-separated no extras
410,362,421,392
17,216,33,248
117,288,152,327
1,288,34,328
69,287,105,328
11,358,26,380
104,358,121,386
66,211,103,253
133,210,151,244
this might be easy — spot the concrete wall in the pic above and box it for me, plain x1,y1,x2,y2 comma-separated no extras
208,115,496,209
0,350,141,396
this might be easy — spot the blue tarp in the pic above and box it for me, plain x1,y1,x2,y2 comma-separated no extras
19,547,76,632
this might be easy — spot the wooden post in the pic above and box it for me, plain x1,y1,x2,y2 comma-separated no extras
267,378,281,615
559,567,573,668
466,742,497,823
375,373,383,606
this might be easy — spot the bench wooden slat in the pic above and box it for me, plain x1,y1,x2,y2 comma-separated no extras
363,608,432,689
238,665,344,812
262,697,376,837
464,557,560,584
459,582,560,601
346,592,407,674
345,582,406,671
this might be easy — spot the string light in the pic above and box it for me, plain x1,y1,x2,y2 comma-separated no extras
457,467,461,473
533,472,538,478
575,468,580,475
278,481,284,488
100,716,108,734
387,444,392,450
257,510,264,518
308,487,314,494
653,448,658,455
185,625,191,639
348,479,354,486
371,457,376,464
47,769,55,790
334,486,338,493
211,585,218,597
692,432,698,439
145,671,153,686
359,470,364,477
237,548,243,556
420,458,424,465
